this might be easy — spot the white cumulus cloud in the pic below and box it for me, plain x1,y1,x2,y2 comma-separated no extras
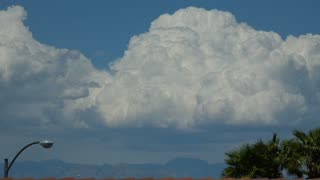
95,7,320,128
1,6,320,129
0,6,110,128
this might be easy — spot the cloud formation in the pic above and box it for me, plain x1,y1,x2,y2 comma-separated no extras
97,7,320,128
0,6,110,128
1,6,320,129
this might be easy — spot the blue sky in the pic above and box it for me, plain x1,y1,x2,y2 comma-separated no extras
0,0,320,165
1,0,320,68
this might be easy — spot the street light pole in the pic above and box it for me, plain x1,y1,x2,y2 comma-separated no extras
3,140,54,178
3,159,8,178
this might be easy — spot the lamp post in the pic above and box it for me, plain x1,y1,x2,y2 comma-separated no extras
3,140,54,178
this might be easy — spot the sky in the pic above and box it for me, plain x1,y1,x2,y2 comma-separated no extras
0,0,320,165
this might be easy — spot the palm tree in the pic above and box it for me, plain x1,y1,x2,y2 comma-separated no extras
280,138,305,177
262,133,282,178
281,128,320,178
222,144,253,178
222,133,283,178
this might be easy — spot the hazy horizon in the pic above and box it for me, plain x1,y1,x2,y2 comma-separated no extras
1,0,320,165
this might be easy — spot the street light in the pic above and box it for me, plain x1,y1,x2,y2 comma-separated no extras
3,140,54,178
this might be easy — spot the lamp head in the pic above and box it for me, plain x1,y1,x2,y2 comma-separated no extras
39,140,54,148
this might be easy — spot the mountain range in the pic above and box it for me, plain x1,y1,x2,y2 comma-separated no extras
0,158,226,178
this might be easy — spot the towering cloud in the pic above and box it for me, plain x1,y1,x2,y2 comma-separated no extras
1,6,320,129
96,7,320,128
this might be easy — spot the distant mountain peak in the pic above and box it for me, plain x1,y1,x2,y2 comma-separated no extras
166,157,209,167
0,158,225,178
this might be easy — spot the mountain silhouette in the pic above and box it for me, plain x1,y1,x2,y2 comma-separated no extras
0,158,226,178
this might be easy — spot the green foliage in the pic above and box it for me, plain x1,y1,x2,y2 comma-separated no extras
222,128,320,179
222,144,252,178
281,128,320,178
222,133,282,178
